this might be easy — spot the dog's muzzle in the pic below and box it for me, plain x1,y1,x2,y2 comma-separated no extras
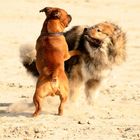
84,34,102,48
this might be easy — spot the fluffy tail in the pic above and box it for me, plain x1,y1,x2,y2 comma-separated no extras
19,43,39,77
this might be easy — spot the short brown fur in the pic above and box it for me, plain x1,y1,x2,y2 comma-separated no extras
33,7,80,117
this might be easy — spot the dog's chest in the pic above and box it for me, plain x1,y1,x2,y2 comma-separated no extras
81,60,111,81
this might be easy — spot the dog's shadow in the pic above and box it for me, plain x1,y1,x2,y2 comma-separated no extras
0,102,33,118
0,111,31,118
0,102,59,118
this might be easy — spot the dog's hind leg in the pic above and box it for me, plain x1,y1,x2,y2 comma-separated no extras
32,76,47,117
58,93,68,116
68,66,83,104
85,79,101,105
33,93,42,117
69,81,82,103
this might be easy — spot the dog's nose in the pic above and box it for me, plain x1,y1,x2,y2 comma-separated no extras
84,28,88,32
84,27,90,35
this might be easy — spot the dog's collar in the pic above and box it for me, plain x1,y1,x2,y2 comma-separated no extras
40,32,64,36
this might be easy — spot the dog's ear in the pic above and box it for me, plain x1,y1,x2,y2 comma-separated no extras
68,15,72,24
40,7,53,12
40,7,48,13
39,7,53,16
39,8,46,13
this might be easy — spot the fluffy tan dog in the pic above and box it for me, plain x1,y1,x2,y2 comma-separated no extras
65,21,126,104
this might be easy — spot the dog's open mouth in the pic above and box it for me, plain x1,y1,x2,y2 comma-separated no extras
84,34,102,48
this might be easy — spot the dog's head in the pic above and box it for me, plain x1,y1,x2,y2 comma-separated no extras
40,7,72,27
83,22,118,48
82,22,126,64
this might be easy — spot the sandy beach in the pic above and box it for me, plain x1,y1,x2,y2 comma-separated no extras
0,0,140,139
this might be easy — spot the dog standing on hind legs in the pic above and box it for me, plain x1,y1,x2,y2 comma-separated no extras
33,7,80,117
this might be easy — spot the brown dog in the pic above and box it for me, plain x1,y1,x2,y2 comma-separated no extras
33,7,80,117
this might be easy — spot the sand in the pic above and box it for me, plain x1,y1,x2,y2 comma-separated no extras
0,0,140,139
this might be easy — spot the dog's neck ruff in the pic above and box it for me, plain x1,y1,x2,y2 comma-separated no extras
40,31,64,37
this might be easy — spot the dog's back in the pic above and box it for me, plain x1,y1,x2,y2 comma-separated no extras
20,25,85,77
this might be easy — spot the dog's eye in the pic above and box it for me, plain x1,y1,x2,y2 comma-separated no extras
96,28,101,32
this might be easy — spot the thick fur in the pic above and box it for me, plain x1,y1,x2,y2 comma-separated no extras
32,7,80,117
20,44,38,77
20,21,126,106
65,21,126,104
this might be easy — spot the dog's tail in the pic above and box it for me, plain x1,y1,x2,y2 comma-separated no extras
19,43,39,77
